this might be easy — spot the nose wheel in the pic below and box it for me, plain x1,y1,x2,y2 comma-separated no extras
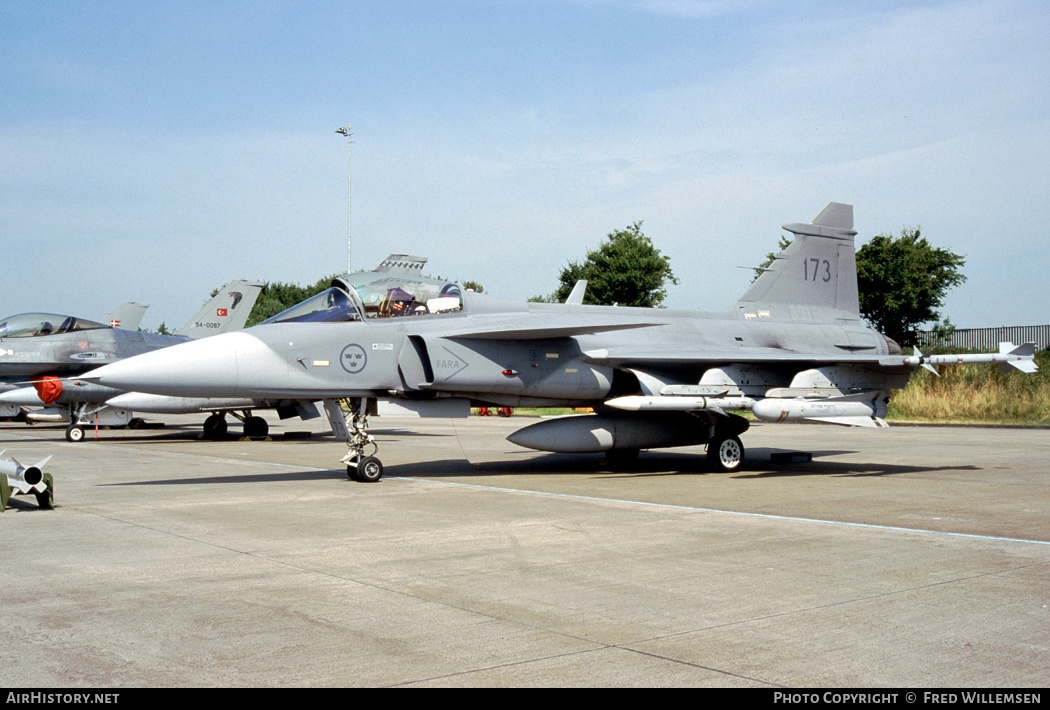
348,454,383,482
325,398,383,482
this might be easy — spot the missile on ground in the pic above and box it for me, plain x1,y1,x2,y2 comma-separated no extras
0,450,54,511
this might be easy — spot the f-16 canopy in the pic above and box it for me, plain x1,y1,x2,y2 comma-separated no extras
0,313,108,339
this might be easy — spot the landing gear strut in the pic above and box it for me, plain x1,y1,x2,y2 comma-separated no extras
64,404,133,442
324,398,383,482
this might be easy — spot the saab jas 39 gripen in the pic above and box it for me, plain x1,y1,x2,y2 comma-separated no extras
85,204,1037,481
0,280,262,441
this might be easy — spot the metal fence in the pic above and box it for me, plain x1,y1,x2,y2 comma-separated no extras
916,325,1050,352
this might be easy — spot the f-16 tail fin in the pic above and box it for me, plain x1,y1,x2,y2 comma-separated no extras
104,302,149,331
736,202,860,320
174,280,264,338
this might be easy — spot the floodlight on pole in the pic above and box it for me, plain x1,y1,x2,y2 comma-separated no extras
335,124,353,272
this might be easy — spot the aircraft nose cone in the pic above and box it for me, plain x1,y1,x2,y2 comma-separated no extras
91,331,254,398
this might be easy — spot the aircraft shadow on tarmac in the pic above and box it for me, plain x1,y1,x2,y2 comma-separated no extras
377,448,979,481
103,468,341,487
731,453,980,479
95,445,979,488
14,420,976,485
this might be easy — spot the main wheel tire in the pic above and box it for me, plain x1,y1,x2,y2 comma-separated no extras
243,416,268,438
203,414,228,440
65,425,85,443
707,435,744,473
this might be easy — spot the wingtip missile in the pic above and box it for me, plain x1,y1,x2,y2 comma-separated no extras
999,342,1039,373
893,342,1038,374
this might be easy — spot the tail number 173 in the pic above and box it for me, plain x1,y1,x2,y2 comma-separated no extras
804,258,832,283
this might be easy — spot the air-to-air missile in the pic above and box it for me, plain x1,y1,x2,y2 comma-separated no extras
0,450,54,511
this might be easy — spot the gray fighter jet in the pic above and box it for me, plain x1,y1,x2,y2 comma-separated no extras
80,255,429,441
84,204,1037,480
0,301,147,418
0,280,263,440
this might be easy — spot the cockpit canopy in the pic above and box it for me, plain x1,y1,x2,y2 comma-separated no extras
260,272,463,326
0,313,109,339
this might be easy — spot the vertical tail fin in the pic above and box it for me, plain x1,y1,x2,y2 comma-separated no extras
736,202,859,320
174,280,264,338
104,302,149,330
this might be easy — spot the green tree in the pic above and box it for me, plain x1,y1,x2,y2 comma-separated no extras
856,227,966,347
752,234,793,282
544,222,679,307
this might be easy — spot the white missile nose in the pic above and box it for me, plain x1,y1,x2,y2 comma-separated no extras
0,387,45,406
90,331,259,398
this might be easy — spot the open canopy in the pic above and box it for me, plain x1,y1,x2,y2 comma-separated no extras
260,272,464,326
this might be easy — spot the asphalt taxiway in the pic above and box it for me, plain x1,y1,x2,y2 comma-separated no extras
1,413,1047,687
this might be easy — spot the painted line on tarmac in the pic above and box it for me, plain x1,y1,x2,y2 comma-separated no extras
402,476,1050,548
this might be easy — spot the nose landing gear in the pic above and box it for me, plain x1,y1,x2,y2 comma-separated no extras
324,398,383,482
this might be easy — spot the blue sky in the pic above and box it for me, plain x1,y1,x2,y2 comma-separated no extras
2,0,1047,330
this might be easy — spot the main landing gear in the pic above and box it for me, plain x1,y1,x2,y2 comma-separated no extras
704,412,748,473
706,434,744,473
324,398,384,482
202,412,269,440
